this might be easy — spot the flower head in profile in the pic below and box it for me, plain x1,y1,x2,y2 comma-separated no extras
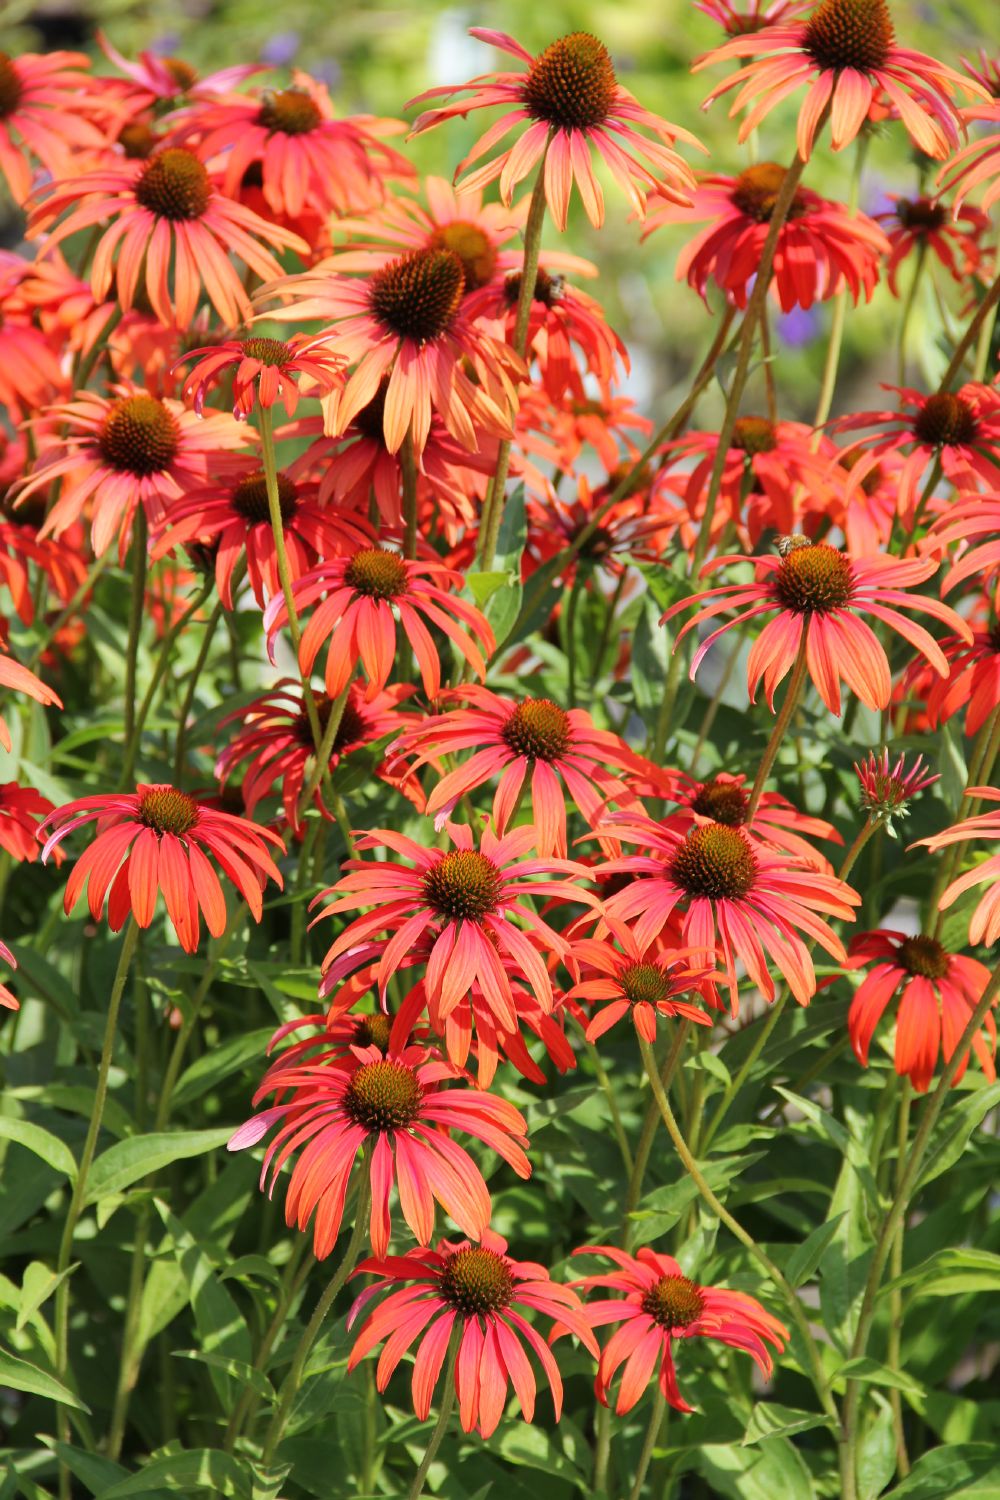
566,1246,787,1414
40,784,284,952
695,0,985,160
0,781,58,864
177,334,345,420
663,542,970,716
407,29,702,230
645,163,887,312
929,496,1000,601
346,1228,597,1436
877,194,988,295
567,924,716,1041
0,252,68,422
0,50,109,203
915,789,1000,946
847,929,996,1092
908,610,1000,737
96,33,261,112
854,749,939,831
0,649,61,753
228,1031,530,1258
937,108,1000,213
696,0,813,33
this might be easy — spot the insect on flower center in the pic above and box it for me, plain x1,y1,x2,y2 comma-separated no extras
913,392,978,448
98,395,181,476
240,336,292,367
428,221,497,292
731,163,807,222
522,32,618,130
895,197,947,234
344,546,408,601
230,469,298,525
691,778,749,827
501,698,571,761
504,267,564,308
0,54,23,117
118,121,158,159
367,249,465,344
258,87,323,135
732,415,779,455
353,1012,393,1052
773,542,854,613
422,850,504,922
137,786,200,837
899,934,950,980
641,1274,706,1330
671,823,758,900
135,147,212,221
440,1246,515,1316
619,961,671,1007
343,1059,423,1131
803,0,895,74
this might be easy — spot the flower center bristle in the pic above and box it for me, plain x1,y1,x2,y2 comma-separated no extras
671,823,757,900
641,1274,705,1330
343,1059,423,1131
0,54,23,117
296,692,368,752
504,267,564,308
138,785,200,837
118,121,158,159
691,778,749,827
135,147,212,221
353,1012,393,1052
731,162,807,222
258,87,323,135
773,542,854,613
353,380,388,442
899,934,950,980
441,1246,515,1316
428,221,497,292
895,197,947,233
732,415,779,455
422,850,504,922
523,32,618,130
501,698,571,761
98,395,180,476
619,962,671,1007
241,336,292,366
163,57,199,91
913,392,978,448
368,249,465,343
4,490,47,529
344,546,408,601
804,0,895,73
231,469,298,525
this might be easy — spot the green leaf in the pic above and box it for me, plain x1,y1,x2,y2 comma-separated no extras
154,1201,253,1409
171,1350,275,1405
858,1394,896,1500
493,1423,584,1483
466,569,510,607
883,1444,1000,1497
742,1401,834,1445
16,1260,77,1332
884,1247,1000,1299
917,1082,1000,1187
784,1214,846,1289
834,1357,926,1398
99,1450,256,1498
0,1116,77,1180
0,1345,90,1410
171,1029,275,1109
84,1128,233,1204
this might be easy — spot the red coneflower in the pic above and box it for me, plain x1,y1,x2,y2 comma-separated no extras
347,1229,598,1436
28,147,307,330
645,163,887,312
40,783,285,952
929,495,1000,600
177,333,345,420
407,29,702,230
0,50,109,203
0,253,68,422
937,106,1000,212
0,939,19,1012
669,770,842,870
525,472,679,584
593,810,859,1011
915,789,1000,945
96,33,261,113
387,686,657,858
0,781,57,864
846,928,996,1092
567,1246,787,1414
877,193,989,295
264,547,495,702
566,924,716,1040
0,650,61,752
911,615,1000,736
663,542,969,716
695,0,984,160
228,1034,530,1258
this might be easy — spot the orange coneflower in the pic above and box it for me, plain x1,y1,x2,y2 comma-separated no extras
176,333,345,420
0,49,109,203
876,193,989,295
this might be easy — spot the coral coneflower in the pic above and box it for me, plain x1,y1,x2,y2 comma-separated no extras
408,29,702,230
645,163,887,311
0,50,109,203
567,924,716,1040
97,33,261,112
937,107,1000,212
0,782,57,864
877,194,988,295
228,1035,530,1258
177,333,345,419
567,1246,787,1414
847,929,996,1092
928,496,1000,600
40,784,285,952
0,253,68,421
663,542,970,716
912,615,1000,736
670,770,842,870
915,789,1000,946
695,0,985,159
347,1230,598,1436
696,0,812,34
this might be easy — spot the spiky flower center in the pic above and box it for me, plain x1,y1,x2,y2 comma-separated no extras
428,221,497,292
641,1274,706,1330
241,336,292,367
898,934,950,980
804,0,895,74
344,546,408,601
441,1246,515,1316
163,57,199,91
231,469,298,525
731,162,807,222
618,962,671,1007
343,1059,423,1132
773,542,854,613
913,392,978,448
118,121,158,159
671,824,757,900
691,778,749,827
732,415,779,455
504,267,564,308
137,786,200,837
258,87,322,135
353,1012,393,1052
422,850,504,922
98,395,181,476
135,148,212,221
367,249,465,343
895,196,947,233
501,699,571,761
296,692,368,753
0,53,22,117
523,32,618,130
353,380,388,441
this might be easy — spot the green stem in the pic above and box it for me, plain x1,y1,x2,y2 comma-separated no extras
123,509,149,756
628,1388,667,1500
74,305,123,389
887,1078,911,1478
405,1330,460,1500
173,600,225,784
587,1041,633,1177
746,632,809,821
939,264,1000,391
25,553,112,670
223,1238,312,1452
401,434,419,561
929,703,1000,935
760,300,777,425
897,244,927,389
122,581,213,786
566,573,582,709
624,1022,690,1246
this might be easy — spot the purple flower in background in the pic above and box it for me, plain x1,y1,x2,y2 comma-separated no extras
261,32,300,66
777,306,819,347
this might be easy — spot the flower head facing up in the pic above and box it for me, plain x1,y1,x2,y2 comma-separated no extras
177,332,345,419
408,28,703,230
567,1246,787,1414
854,749,939,829
40,784,284,952
847,928,996,1091
346,1229,598,1435
567,922,716,1041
